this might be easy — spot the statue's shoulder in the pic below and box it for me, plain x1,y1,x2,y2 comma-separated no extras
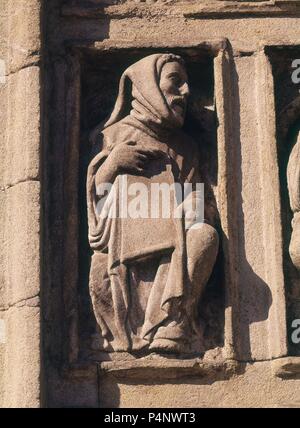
102,118,138,150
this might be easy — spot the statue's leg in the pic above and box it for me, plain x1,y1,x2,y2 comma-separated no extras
186,223,219,303
89,252,131,352
89,252,113,350
149,224,219,354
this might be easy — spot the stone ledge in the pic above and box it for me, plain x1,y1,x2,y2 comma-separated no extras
61,1,300,20
184,1,300,19
272,357,300,379
98,358,243,380
66,38,228,56
63,356,300,382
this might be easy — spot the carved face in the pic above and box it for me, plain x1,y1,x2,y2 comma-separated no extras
159,61,189,128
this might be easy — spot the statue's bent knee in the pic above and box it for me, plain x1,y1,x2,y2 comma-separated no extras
186,223,219,263
186,224,219,295
290,214,300,270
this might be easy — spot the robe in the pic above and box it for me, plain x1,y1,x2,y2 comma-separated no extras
87,116,202,351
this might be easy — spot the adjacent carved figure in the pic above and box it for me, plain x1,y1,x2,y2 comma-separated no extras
87,53,219,354
287,132,300,270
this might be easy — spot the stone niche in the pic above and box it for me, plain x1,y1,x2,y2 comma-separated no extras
80,46,224,360
44,39,298,408
45,42,231,408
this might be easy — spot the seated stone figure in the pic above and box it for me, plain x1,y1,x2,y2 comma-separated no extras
288,133,300,270
87,53,219,354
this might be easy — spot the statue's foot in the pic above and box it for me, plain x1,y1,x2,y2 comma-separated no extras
149,338,188,354
131,337,150,352
149,321,190,354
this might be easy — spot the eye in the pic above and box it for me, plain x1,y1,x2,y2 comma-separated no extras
168,73,181,86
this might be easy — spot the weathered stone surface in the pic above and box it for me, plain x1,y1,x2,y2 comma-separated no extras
46,366,99,408
1,181,40,307
61,0,300,20
0,305,40,408
107,18,300,55
5,0,41,74
99,360,300,408
0,1,9,63
99,356,240,381
272,356,300,379
0,183,41,407
0,0,41,408
0,66,40,188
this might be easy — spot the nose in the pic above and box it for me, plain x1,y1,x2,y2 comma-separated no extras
180,82,190,98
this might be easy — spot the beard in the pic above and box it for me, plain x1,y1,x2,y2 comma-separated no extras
165,94,187,128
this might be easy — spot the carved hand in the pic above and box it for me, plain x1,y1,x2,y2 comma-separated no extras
108,140,165,175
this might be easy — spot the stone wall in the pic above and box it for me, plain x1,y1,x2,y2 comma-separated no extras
1,0,300,408
0,0,42,408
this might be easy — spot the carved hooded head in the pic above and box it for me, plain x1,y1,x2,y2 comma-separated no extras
104,53,190,132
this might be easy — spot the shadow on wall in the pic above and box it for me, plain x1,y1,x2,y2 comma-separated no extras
228,49,272,361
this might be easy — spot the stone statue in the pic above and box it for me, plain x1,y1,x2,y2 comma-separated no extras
87,53,219,354
287,132,300,270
